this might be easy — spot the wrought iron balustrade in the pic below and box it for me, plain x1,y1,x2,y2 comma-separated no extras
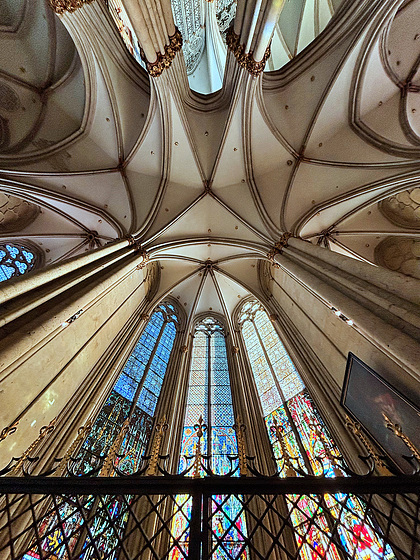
0,473,419,560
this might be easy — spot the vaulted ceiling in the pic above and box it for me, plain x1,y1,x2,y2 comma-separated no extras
0,0,419,324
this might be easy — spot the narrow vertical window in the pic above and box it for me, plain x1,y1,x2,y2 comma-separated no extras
239,301,395,560
25,302,179,560
79,303,178,473
171,317,247,560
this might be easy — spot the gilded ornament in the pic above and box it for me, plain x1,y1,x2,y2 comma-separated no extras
12,418,56,475
271,417,297,477
49,0,94,15
0,420,19,443
267,232,293,265
145,416,168,476
99,418,130,477
383,413,420,463
56,422,92,476
233,418,248,476
193,415,205,478
141,29,183,78
346,415,390,475
226,26,271,77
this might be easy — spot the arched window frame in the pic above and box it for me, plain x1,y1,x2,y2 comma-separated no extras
234,297,396,560
77,298,185,473
177,312,239,475
0,239,44,283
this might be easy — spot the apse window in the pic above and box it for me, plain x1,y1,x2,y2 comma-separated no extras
0,242,36,282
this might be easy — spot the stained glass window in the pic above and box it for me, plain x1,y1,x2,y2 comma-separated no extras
27,302,179,560
0,242,36,282
240,301,395,560
171,317,247,559
106,0,146,69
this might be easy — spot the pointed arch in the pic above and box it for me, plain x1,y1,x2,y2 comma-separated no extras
77,301,181,474
237,299,395,560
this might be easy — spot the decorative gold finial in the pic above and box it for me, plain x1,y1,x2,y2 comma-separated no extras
12,418,57,475
226,27,271,77
56,422,92,476
272,416,296,477
99,419,130,477
145,417,168,476
309,422,342,477
49,0,94,15
0,420,19,443
193,416,205,479
383,414,420,464
346,415,390,475
234,418,248,476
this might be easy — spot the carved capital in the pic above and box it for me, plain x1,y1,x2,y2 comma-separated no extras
267,232,293,265
136,251,149,269
49,0,94,15
226,26,271,77
141,29,183,78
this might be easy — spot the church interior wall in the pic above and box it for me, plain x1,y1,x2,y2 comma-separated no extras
0,247,151,467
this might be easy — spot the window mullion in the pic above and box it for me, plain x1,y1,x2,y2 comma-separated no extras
207,333,211,458
251,318,313,474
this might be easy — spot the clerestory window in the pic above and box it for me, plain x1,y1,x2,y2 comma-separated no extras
239,300,395,560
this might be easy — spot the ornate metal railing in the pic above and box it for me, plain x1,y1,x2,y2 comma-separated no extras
0,475,419,559
0,416,419,559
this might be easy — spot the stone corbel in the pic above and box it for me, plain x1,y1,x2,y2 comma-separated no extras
49,0,94,15
226,26,271,77
140,29,183,78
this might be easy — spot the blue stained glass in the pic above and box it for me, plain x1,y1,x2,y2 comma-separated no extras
137,387,158,416
114,373,137,401
28,303,179,560
212,405,234,427
0,243,36,283
172,317,248,559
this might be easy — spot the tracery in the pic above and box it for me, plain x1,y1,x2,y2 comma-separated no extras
239,300,395,560
23,302,179,560
0,242,37,282
170,316,247,559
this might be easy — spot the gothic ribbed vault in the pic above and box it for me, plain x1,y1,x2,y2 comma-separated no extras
1,0,420,316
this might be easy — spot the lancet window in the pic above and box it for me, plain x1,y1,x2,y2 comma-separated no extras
0,242,37,282
78,302,179,473
170,316,247,559
23,303,179,560
239,300,395,560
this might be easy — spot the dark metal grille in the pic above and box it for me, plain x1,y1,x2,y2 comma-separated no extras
0,476,419,560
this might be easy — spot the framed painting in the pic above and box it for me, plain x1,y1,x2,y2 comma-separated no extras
341,353,420,474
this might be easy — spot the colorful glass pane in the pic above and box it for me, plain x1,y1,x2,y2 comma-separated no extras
0,243,36,282
171,317,247,559
27,303,178,560
240,301,395,560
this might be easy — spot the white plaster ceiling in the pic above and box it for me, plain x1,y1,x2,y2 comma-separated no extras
1,0,420,325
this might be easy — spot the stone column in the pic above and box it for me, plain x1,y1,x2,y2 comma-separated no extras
275,237,420,390
0,240,151,467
